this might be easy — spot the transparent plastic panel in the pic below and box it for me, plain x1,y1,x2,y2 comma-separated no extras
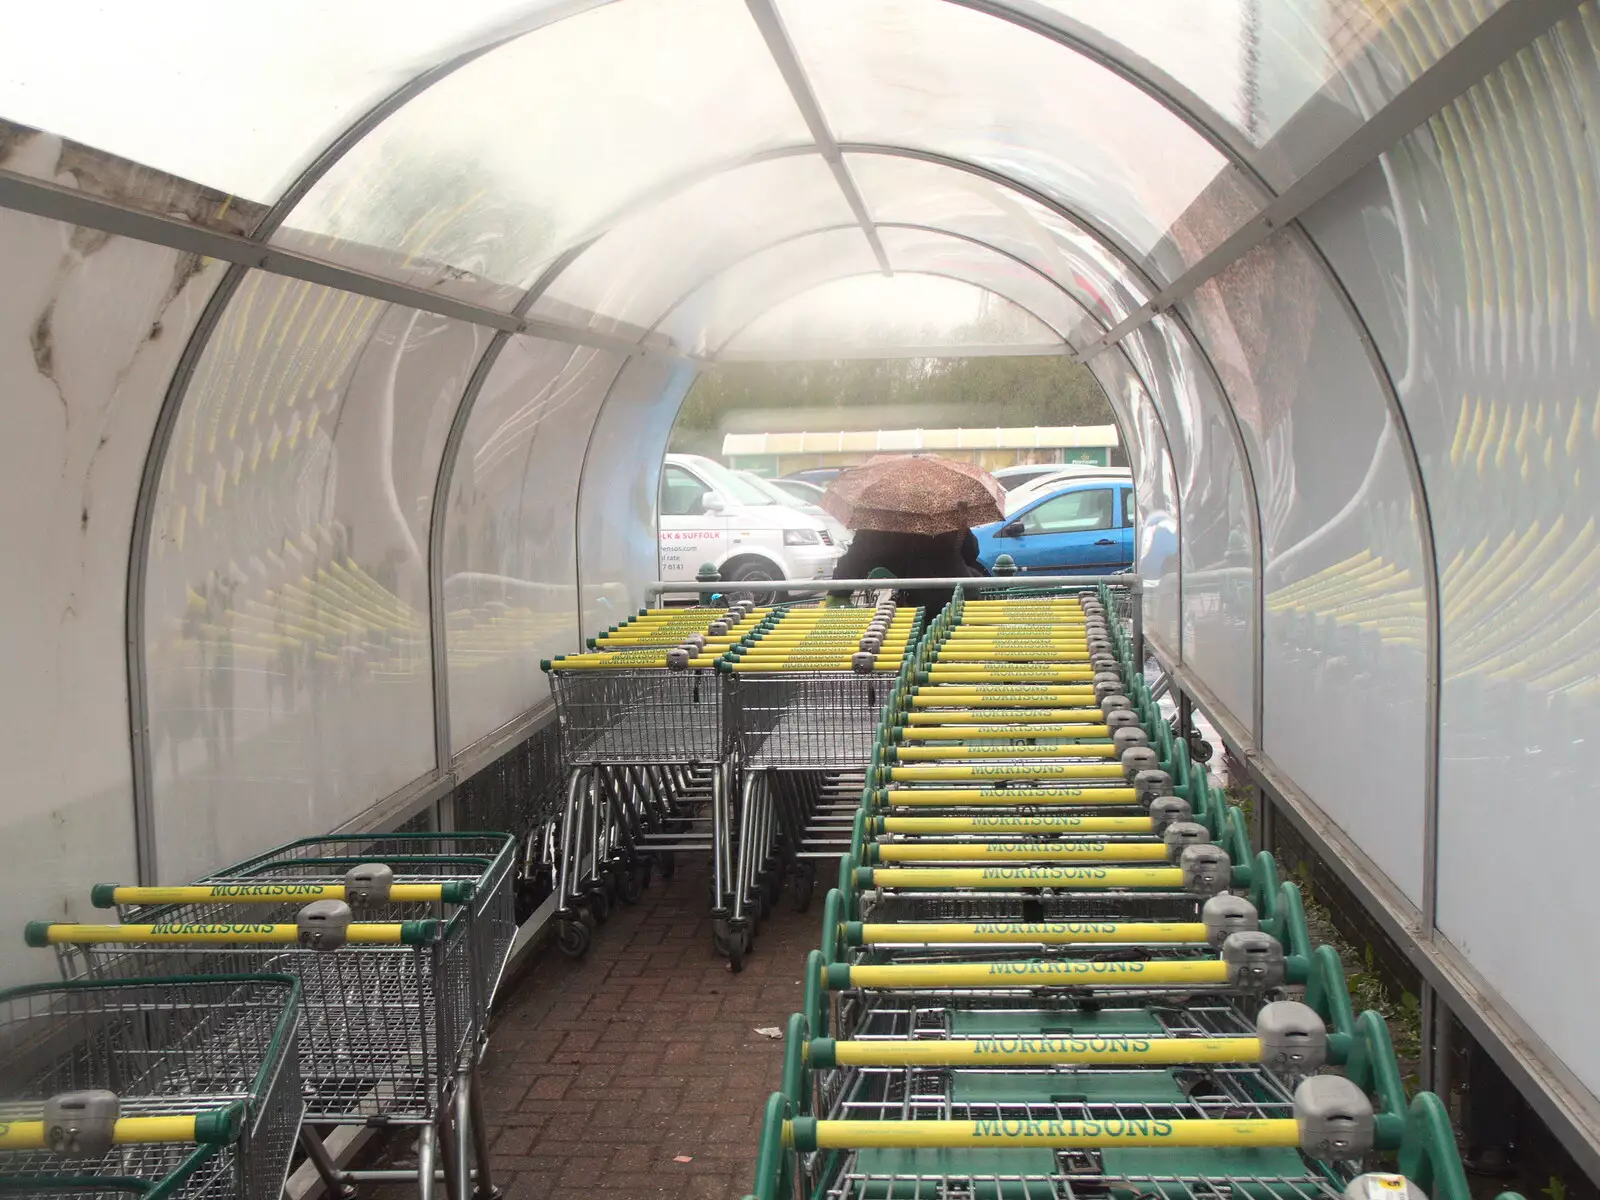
0,1,576,203
724,274,1063,357
1305,10,1600,1096
443,338,623,752
1126,318,1256,726
278,0,809,307
532,154,852,340
779,0,1265,281
875,226,1100,343
658,227,880,355
846,153,1153,324
1086,353,1177,649
1026,0,1502,185
0,206,224,985
1182,232,1426,904
143,275,490,884
576,358,699,635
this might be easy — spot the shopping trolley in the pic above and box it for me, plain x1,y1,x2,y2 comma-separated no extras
716,599,924,965
543,603,763,963
736,577,1504,1200
0,975,302,1200
29,832,518,1200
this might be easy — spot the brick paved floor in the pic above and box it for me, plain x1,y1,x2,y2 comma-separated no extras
467,860,815,1199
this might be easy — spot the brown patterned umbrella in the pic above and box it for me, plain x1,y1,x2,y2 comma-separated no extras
821,454,1005,535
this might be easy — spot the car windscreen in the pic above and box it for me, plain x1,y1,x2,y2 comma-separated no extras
695,458,778,507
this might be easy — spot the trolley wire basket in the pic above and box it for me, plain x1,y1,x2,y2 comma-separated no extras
730,670,902,770
0,975,302,1200
98,832,520,1028
551,667,729,765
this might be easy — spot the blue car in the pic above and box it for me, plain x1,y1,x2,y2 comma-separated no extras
972,479,1138,574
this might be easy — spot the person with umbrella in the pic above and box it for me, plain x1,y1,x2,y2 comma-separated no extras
821,454,1000,617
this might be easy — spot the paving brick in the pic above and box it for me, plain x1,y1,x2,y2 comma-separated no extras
364,860,810,1200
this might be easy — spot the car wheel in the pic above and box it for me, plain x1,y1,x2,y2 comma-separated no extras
724,559,780,607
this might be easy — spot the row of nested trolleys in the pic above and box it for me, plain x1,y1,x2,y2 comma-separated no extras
541,593,923,970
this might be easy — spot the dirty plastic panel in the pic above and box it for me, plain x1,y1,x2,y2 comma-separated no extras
575,357,699,636
1124,317,1256,728
1025,0,1503,186
1304,8,1600,1098
442,337,624,752
142,274,489,884
723,274,1065,357
779,0,1267,281
0,205,225,985
1181,232,1427,906
276,0,809,308
0,1,576,204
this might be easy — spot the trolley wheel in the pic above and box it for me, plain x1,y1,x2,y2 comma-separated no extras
555,917,592,959
713,918,752,972
765,864,784,906
1189,736,1214,763
790,863,816,912
657,850,676,880
586,889,611,924
617,863,647,906
473,1189,505,1200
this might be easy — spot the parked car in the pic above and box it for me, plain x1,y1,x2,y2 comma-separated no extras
990,463,1077,492
971,478,1137,574
739,472,852,548
1002,465,1133,514
765,476,828,507
659,454,843,594
781,467,844,487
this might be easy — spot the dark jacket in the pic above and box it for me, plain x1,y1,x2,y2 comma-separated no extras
834,529,986,618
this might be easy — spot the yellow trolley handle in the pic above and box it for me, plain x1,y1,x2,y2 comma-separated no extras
805,1034,1260,1068
90,881,472,907
0,1108,244,1151
786,1116,1299,1152
27,920,437,946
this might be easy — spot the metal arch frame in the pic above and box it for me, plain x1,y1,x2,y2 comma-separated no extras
942,0,1268,180
743,0,892,275
1142,307,1268,739
648,219,1122,349
1071,0,1585,361
707,267,1073,358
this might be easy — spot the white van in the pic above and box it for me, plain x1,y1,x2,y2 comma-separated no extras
658,453,844,590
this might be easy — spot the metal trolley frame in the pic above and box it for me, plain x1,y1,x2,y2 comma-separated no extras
0,975,303,1200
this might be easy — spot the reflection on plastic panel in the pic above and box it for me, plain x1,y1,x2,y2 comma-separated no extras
277,0,809,304
143,274,488,884
443,337,624,752
0,202,225,985
1087,353,1178,649
1182,232,1427,905
726,274,1063,355
1304,8,1600,1096
1126,320,1256,726
1028,0,1502,186
533,155,853,338
779,0,1267,281
845,153,1152,324
575,358,698,634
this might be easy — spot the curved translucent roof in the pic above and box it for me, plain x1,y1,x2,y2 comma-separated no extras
9,0,1599,1156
